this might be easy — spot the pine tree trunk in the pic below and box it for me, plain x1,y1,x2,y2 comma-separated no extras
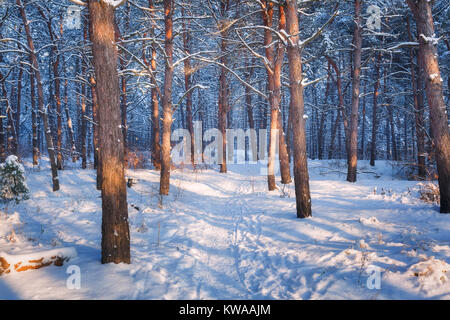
218,17,228,174
90,76,101,190
15,68,23,156
182,8,195,167
263,1,277,190
148,0,161,171
159,0,174,195
370,52,381,166
407,0,450,213
18,0,59,191
38,7,63,170
88,0,130,263
407,18,426,178
114,21,128,164
360,83,366,159
347,0,362,183
285,0,312,218
275,5,291,185
30,71,38,165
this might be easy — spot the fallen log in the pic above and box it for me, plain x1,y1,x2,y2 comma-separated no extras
0,247,77,275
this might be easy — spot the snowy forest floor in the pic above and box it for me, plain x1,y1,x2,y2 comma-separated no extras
0,158,449,299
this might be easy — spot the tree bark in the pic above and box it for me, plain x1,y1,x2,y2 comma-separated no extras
370,52,381,166
159,0,174,195
90,76,101,190
182,6,195,167
285,0,312,218
88,0,130,263
347,0,362,183
15,68,23,156
263,1,277,190
218,13,229,174
147,0,161,171
407,0,450,213
30,71,38,165
274,5,291,185
407,17,426,178
18,0,59,191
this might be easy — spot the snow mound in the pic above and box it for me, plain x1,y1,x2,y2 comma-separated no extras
408,257,449,296
386,257,450,298
359,216,380,226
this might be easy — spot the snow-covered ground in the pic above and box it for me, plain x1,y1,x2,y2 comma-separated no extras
0,158,449,299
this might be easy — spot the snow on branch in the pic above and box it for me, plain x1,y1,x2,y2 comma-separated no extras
386,42,419,51
298,6,339,49
419,33,442,46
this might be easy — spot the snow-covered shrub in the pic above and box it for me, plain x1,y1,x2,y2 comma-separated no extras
0,155,30,206
418,183,440,205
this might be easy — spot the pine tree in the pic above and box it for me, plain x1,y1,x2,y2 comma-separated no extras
0,155,30,206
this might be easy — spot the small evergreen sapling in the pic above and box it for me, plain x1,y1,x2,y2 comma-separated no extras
0,156,30,209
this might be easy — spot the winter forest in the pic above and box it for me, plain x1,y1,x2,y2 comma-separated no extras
0,0,449,300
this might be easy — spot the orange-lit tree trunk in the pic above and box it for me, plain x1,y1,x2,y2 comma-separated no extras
263,1,277,190
18,0,59,191
159,0,174,195
274,5,291,185
407,0,450,213
114,19,128,164
218,17,228,173
88,0,130,263
285,0,311,218
347,0,362,183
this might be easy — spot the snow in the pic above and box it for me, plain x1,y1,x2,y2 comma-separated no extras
1,248,77,270
0,158,449,299
429,73,438,80
419,33,440,45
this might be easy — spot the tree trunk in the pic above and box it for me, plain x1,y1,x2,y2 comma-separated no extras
90,76,101,190
147,0,161,171
114,20,128,164
407,17,426,178
326,55,348,160
15,68,23,156
370,52,381,166
38,7,63,170
80,23,88,169
88,0,130,263
263,1,277,190
318,63,331,160
182,7,195,167
159,0,174,195
347,0,362,183
30,71,38,165
407,0,450,213
285,0,312,218
360,82,366,159
18,0,59,191
274,5,291,185
218,16,229,173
